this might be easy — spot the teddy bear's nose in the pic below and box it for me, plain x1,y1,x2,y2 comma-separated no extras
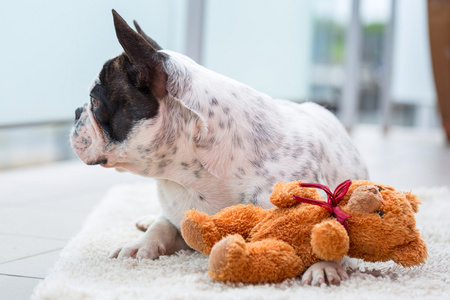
347,185,383,214
368,187,379,194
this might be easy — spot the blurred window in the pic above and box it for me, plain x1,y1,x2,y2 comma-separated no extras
0,0,437,169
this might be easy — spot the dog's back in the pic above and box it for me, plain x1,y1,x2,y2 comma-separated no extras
161,50,368,209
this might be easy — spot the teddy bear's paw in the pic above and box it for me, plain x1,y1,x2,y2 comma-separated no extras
180,211,221,255
209,234,248,281
311,219,349,261
302,261,349,286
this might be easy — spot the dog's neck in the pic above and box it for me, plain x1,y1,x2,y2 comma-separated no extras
162,50,270,117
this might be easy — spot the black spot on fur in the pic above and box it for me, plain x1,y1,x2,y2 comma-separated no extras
227,118,233,129
250,160,263,168
270,153,280,162
210,97,219,106
81,137,90,145
239,192,246,202
158,160,172,170
266,175,277,187
233,134,243,148
250,187,262,205
314,173,320,183
238,168,246,176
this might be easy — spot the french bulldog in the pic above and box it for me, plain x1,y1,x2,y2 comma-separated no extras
70,10,368,286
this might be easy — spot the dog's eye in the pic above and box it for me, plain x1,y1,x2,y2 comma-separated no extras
91,97,99,107
376,210,384,218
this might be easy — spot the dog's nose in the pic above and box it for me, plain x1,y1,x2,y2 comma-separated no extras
75,107,83,121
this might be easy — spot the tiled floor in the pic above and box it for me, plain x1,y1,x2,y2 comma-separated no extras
0,161,140,299
0,125,449,299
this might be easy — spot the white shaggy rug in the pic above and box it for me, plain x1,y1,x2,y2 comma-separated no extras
32,181,450,300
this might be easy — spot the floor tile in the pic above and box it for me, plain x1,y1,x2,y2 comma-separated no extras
352,126,450,189
0,234,66,264
0,205,93,240
0,249,62,279
0,275,42,300
0,160,139,207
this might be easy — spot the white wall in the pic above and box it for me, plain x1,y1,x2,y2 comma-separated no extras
202,0,313,101
0,0,186,126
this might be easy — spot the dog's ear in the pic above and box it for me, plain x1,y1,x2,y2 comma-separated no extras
112,9,167,98
133,20,163,51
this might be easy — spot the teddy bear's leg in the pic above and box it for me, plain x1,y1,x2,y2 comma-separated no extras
181,204,268,255
208,234,305,283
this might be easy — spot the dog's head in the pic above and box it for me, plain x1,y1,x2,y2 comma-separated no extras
71,10,207,174
71,10,166,167
71,10,279,179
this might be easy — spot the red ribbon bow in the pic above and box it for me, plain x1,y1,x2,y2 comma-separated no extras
293,179,352,229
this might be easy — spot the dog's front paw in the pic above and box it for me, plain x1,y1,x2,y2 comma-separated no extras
109,237,166,260
109,215,190,260
302,261,349,286
135,215,158,232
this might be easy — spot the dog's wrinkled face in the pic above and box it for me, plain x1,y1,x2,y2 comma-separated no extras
71,55,159,165
71,10,167,167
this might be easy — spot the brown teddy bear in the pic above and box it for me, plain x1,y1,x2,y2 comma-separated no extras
180,180,428,284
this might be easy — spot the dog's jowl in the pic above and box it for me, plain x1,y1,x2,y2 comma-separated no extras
71,10,368,285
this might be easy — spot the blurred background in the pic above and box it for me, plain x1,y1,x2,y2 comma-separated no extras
0,0,447,169
1,1,450,297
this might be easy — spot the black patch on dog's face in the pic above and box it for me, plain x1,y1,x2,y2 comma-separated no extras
89,54,160,143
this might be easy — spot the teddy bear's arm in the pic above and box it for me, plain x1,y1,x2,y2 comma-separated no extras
211,204,270,238
270,181,324,208
181,204,269,255
311,219,349,261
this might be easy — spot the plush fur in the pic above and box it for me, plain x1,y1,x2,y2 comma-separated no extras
180,180,428,284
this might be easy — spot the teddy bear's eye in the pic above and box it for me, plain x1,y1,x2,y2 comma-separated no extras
376,210,384,218
377,187,382,192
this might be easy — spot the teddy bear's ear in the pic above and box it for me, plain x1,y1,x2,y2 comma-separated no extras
404,192,421,213
270,181,323,208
